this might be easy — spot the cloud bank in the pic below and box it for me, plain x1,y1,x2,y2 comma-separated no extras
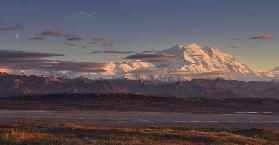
0,24,23,32
0,50,105,73
39,28,61,37
126,53,175,62
64,34,83,41
91,50,134,54
91,37,115,47
249,33,272,40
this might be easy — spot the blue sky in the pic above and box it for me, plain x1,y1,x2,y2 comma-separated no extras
0,0,278,71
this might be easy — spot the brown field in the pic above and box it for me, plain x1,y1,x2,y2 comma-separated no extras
1,121,279,145
1,93,279,114
1,94,279,144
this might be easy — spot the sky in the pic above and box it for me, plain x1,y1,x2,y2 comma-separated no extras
0,0,278,72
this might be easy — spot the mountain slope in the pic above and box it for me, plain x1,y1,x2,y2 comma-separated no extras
265,66,279,78
157,44,259,76
102,60,154,76
97,43,261,81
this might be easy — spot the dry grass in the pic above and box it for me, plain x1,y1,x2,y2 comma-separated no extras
0,122,279,145
1,131,52,141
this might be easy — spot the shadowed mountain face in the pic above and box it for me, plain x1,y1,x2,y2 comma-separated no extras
0,73,279,98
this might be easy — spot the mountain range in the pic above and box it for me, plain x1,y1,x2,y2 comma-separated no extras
55,43,276,81
0,43,278,81
1,73,279,98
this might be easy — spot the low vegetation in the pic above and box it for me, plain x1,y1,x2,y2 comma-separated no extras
1,93,278,114
0,122,279,145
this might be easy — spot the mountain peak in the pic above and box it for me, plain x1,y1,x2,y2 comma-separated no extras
172,43,202,48
171,43,202,51
264,66,279,78
28,43,262,81
271,66,279,72
158,43,260,79
0,67,10,73
184,43,202,50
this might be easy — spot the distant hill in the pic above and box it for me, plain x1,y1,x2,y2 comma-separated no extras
1,73,279,98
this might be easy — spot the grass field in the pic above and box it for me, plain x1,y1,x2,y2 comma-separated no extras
0,94,278,145
1,121,279,145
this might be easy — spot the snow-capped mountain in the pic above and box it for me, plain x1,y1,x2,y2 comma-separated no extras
263,66,279,80
34,43,263,81
96,43,261,81
101,60,155,80
161,44,254,74
0,67,9,73
102,60,154,76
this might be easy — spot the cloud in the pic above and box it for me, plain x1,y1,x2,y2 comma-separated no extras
91,41,98,45
100,41,115,47
29,36,45,40
66,36,83,41
0,50,105,73
228,33,272,41
79,10,100,17
63,34,83,46
79,10,92,17
227,38,241,41
141,50,157,53
64,41,76,46
64,34,83,41
30,29,61,40
173,25,186,32
249,33,272,40
1,60,105,73
91,37,115,47
39,28,61,37
229,46,239,49
0,50,63,59
91,50,135,54
126,53,175,62
92,37,107,41
0,24,23,32
38,61,105,73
